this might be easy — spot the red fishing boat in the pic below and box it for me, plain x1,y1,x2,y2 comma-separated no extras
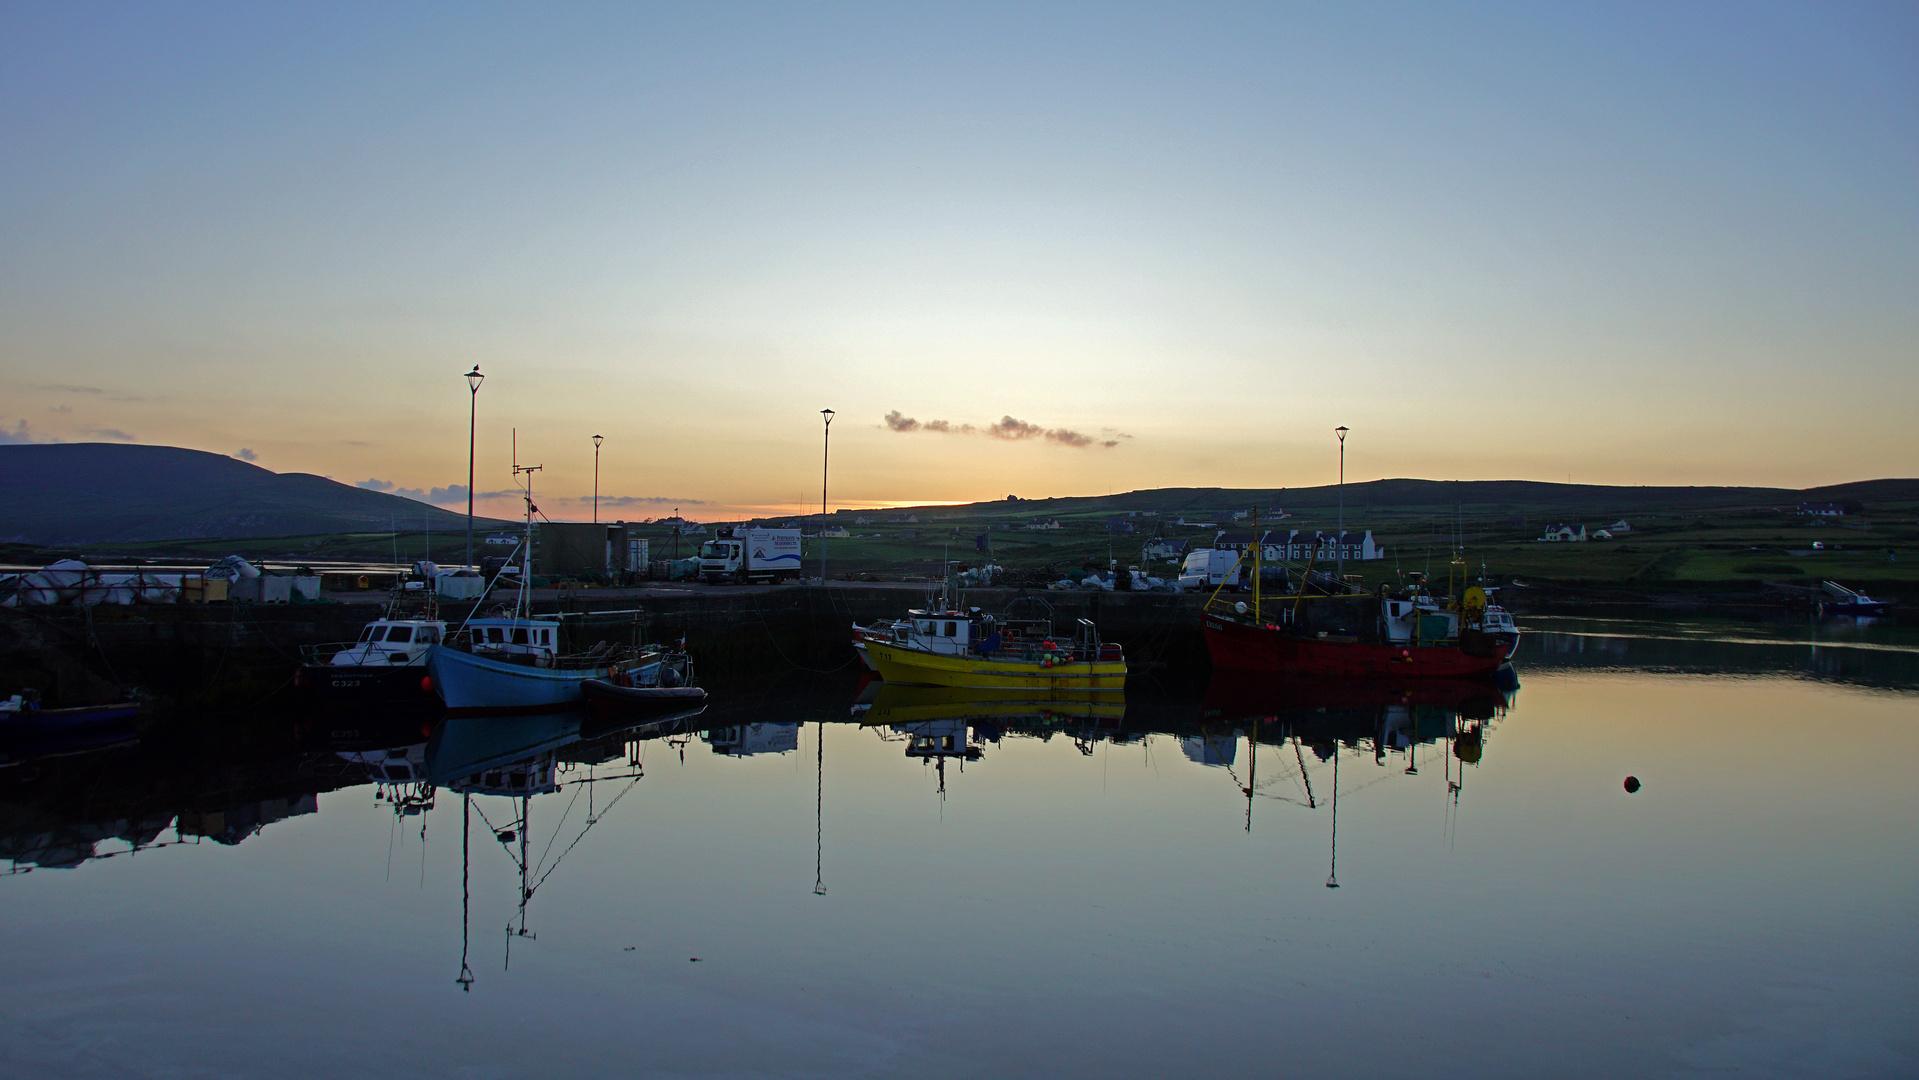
1202,555,1518,679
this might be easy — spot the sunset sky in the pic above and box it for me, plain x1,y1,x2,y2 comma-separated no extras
2,2,1914,520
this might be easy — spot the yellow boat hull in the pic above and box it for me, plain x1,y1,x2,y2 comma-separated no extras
864,640,1126,690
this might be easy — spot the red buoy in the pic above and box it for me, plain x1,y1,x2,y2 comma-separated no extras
420,675,433,692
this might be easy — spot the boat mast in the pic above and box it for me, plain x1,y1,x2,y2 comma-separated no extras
512,431,542,620
1251,505,1261,624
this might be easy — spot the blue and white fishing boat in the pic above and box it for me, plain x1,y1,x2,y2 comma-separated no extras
426,458,694,715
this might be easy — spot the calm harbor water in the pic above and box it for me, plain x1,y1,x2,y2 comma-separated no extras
4,617,1916,1078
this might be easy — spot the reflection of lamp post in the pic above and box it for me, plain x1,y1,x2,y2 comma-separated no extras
1335,426,1349,585
1325,749,1340,889
819,409,835,583
464,366,484,569
591,434,604,524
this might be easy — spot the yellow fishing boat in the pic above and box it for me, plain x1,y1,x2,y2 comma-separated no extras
857,605,1126,690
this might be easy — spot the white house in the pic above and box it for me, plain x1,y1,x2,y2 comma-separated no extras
1540,524,1587,542
1023,518,1061,530
1143,538,1189,561
1607,519,1632,533
1247,530,1384,562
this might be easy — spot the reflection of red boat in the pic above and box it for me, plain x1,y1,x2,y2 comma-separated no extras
1201,670,1510,724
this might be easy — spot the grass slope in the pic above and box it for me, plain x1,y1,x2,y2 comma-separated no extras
0,443,508,545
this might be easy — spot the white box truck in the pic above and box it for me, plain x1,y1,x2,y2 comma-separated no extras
699,526,803,584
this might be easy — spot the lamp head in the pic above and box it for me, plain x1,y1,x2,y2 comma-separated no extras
592,434,604,449
1335,425,1348,441
821,408,835,427
466,365,484,393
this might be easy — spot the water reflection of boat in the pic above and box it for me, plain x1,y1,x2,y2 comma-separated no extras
860,684,1126,727
437,706,704,990
1196,670,1512,878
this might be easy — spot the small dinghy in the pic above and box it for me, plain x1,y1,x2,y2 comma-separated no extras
581,681,708,714
1,690,142,732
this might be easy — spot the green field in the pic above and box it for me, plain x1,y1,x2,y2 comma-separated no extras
17,481,1917,602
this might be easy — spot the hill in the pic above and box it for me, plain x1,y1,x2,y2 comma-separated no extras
854,478,1919,520
0,443,507,545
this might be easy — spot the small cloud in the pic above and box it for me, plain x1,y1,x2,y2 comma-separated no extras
82,428,136,441
988,416,1044,441
563,494,708,507
33,384,104,395
358,481,477,505
882,411,1118,449
48,405,72,415
234,448,258,461
0,419,39,444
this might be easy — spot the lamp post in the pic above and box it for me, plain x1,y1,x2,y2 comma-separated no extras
591,434,604,524
1335,425,1349,585
464,365,484,569
819,409,835,583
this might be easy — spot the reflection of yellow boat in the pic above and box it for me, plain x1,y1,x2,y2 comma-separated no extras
861,608,1125,690
863,683,1126,727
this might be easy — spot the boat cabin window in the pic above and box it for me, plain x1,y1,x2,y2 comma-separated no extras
945,622,958,637
512,628,529,645
387,626,413,643
358,626,376,642
419,627,440,644
915,620,932,635
484,627,504,643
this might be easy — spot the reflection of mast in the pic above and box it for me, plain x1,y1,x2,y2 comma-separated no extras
813,720,826,896
1294,737,1317,809
511,793,532,954
1325,749,1340,889
456,793,474,992
1242,718,1259,833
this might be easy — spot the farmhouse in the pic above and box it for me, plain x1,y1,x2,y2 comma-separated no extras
1143,538,1189,560
1540,524,1587,542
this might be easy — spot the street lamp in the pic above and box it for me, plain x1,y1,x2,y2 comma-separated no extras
591,434,604,524
820,409,835,583
464,365,484,569
1335,426,1349,585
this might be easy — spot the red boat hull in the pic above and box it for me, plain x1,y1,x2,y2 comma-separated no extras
1204,615,1511,679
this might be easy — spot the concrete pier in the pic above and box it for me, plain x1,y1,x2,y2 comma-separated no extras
0,583,1213,708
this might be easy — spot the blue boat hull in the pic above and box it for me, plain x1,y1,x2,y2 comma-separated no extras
425,647,667,715
427,646,608,714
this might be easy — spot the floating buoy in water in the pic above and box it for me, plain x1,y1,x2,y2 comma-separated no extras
1624,776,1642,793
420,675,433,692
